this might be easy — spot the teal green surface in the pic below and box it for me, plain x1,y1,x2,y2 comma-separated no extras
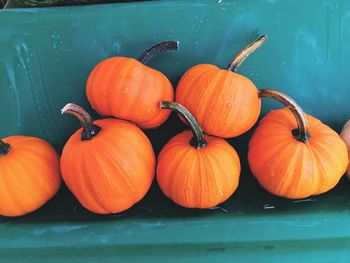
1,0,350,262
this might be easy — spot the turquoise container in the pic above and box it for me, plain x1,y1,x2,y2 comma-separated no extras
1,1,350,261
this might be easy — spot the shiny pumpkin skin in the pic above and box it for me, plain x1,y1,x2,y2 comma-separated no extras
248,108,348,199
176,64,261,138
61,118,155,214
86,57,174,129
0,136,61,217
157,131,240,208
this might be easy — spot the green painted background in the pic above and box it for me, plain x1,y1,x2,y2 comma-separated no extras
1,1,350,262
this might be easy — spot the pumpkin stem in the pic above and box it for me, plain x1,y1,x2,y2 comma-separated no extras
160,101,207,148
228,35,268,72
61,103,101,141
0,139,10,156
138,41,179,65
259,89,310,143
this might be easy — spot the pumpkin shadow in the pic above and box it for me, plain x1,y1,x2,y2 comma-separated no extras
5,171,350,224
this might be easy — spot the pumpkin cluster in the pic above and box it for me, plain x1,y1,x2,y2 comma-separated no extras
61,41,179,214
1,36,349,217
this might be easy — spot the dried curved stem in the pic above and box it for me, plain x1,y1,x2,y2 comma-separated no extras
228,35,267,72
0,139,10,156
259,89,310,142
160,101,207,148
138,41,179,65
61,103,101,141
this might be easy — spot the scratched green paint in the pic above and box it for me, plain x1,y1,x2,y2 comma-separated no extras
1,1,350,262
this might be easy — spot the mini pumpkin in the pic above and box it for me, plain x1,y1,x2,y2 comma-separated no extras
176,35,267,138
60,103,155,214
340,120,350,178
86,41,178,129
157,102,240,209
248,89,348,199
0,136,61,217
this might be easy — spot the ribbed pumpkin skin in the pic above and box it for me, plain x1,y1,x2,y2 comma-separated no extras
248,108,348,199
86,57,174,129
61,118,155,214
176,64,261,138
157,131,240,208
0,136,61,217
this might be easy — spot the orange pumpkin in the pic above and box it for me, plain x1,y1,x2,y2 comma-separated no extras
86,41,178,129
0,136,61,217
176,35,267,138
248,89,348,199
340,120,350,178
157,102,240,209
60,103,155,214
